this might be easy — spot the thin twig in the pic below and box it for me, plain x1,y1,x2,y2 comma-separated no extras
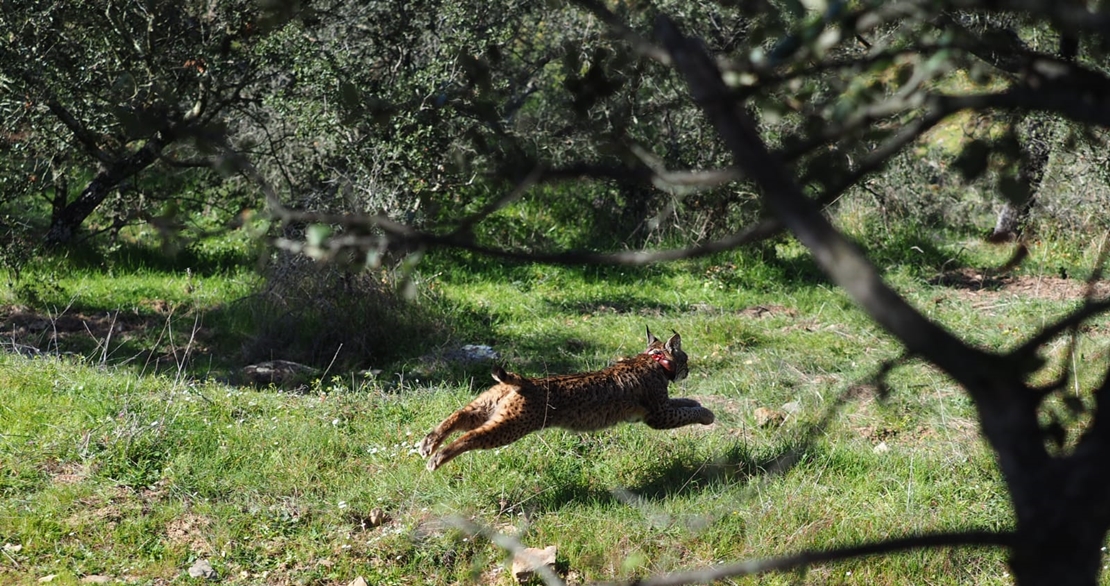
446,516,565,586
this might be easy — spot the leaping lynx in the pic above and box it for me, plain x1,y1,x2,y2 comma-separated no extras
418,327,715,471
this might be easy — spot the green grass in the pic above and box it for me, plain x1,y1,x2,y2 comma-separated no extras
2,230,1109,584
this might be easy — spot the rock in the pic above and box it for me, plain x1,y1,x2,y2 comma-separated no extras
37,576,56,583
512,545,557,583
753,407,786,428
188,559,218,580
443,344,499,363
80,576,111,584
2,543,21,553
780,401,802,414
347,578,369,586
241,360,318,388
873,441,891,454
368,508,389,527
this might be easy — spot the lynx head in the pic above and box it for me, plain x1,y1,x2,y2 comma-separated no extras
645,326,688,381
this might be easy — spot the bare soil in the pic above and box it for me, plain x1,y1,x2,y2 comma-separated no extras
929,268,1110,301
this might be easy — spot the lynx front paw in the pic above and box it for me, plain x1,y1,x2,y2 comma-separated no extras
417,434,438,458
426,452,445,471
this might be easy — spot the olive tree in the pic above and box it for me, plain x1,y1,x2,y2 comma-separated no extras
0,0,280,246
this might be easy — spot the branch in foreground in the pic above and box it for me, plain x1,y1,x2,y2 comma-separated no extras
654,15,999,385
1010,298,1110,366
447,516,565,586
613,530,1013,586
272,207,784,266
571,0,672,66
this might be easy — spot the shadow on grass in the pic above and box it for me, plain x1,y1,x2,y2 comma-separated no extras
57,239,257,277
624,437,816,501
1,274,498,384
0,304,222,374
607,381,879,505
853,224,983,279
507,436,818,515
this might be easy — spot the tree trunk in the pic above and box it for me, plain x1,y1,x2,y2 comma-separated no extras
1001,439,1110,586
988,116,1051,243
44,129,174,246
1010,530,1101,586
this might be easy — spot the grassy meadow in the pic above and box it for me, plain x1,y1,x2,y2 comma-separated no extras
2,224,1109,585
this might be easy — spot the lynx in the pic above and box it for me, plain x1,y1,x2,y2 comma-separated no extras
418,327,715,471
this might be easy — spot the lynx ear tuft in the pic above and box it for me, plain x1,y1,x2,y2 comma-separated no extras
492,365,509,383
665,331,682,352
646,325,660,346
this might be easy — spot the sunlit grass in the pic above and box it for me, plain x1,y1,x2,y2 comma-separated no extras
2,226,1106,584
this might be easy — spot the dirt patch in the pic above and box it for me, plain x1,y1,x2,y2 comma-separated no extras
738,304,798,318
930,269,1110,302
166,513,213,554
4,307,138,338
43,460,89,486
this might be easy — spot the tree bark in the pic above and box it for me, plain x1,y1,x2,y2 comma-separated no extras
989,116,1051,243
44,129,175,246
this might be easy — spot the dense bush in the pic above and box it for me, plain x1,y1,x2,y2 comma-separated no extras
238,252,450,370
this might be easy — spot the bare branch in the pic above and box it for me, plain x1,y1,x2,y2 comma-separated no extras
446,516,565,586
270,207,783,266
1010,299,1110,365
44,99,114,165
628,145,745,191
446,165,544,240
610,530,1013,586
931,13,1030,76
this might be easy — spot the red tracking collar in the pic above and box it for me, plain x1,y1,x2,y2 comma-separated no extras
650,351,676,378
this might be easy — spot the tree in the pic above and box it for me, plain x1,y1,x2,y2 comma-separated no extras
254,1,1110,584
0,0,276,246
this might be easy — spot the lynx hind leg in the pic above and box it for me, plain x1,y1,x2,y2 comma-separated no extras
426,394,536,471
644,398,715,430
418,401,493,458
426,416,535,471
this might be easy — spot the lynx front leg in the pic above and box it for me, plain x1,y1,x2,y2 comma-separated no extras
644,399,715,429
426,418,534,471
418,403,492,459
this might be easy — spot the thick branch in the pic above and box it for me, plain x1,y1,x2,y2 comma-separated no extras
45,99,114,165
44,127,179,245
932,14,1031,76
654,16,998,383
654,12,1064,531
271,209,783,266
571,0,672,65
1011,298,1110,365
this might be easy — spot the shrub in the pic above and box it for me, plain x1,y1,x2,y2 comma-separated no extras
237,252,450,371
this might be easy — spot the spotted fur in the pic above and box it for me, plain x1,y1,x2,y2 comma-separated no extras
418,327,714,471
